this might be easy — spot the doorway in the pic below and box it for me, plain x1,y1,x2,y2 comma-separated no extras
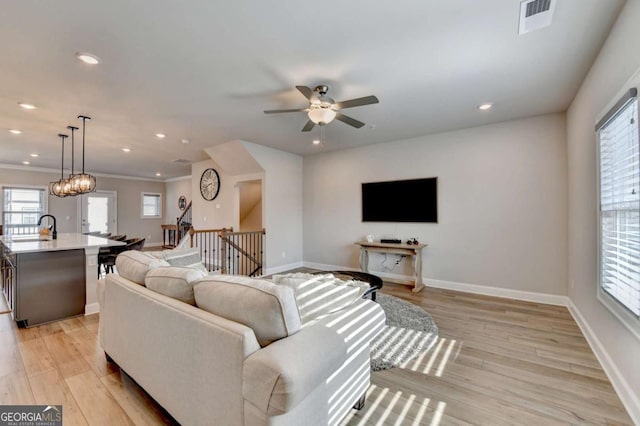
80,191,117,235
237,180,262,232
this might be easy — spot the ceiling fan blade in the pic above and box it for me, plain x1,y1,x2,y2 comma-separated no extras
296,86,314,100
302,120,315,132
334,95,379,110
264,108,306,114
335,112,365,128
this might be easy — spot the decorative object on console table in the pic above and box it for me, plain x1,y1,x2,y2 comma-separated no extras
355,240,427,293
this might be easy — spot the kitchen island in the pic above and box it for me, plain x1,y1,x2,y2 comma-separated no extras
0,233,124,327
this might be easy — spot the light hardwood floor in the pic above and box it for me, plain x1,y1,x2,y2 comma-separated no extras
0,281,633,425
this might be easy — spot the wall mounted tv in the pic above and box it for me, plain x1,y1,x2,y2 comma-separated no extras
362,177,438,223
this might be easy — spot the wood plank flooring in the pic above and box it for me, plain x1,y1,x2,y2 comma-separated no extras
0,279,633,425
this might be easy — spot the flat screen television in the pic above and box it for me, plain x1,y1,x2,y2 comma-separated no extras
362,177,438,223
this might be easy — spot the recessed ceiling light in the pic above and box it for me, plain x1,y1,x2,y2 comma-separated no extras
181,139,190,144
18,102,36,110
478,103,493,111
312,140,321,145
9,129,22,135
29,153,39,158
22,161,30,165
156,133,166,139
155,172,162,177
122,148,131,153
76,52,101,65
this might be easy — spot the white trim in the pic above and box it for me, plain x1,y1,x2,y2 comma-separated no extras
263,261,304,276
140,192,162,219
303,262,569,306
567,300,640,425
84,302,100,316
0,184,50,226
0,163,175,182
424,277,569,306
78,191,117,235
164,175,192,182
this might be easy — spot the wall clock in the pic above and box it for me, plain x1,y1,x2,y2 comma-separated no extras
178,195,187,210
200,168,220,201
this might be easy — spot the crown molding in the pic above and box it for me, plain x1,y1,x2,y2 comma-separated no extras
164,175,192,182
0,163,181,183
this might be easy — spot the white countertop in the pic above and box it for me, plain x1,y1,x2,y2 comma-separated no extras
0,233,125,254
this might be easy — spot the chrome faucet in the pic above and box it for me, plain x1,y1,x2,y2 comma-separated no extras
37,215,57,240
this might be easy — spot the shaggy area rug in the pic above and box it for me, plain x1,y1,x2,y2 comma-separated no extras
370,293,439,371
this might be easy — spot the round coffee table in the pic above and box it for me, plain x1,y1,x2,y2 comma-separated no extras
313,270,383,302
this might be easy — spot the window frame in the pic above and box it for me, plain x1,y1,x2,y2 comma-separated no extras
1,185,49,236
596,87,640,341
140,192,162,219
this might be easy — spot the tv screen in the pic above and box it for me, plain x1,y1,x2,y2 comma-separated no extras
362,177,438,223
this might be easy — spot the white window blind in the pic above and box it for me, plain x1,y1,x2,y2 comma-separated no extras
598,90,640,317
141,193,161,218
2,187,47,236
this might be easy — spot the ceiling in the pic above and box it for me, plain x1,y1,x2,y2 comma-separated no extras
0,0,625,179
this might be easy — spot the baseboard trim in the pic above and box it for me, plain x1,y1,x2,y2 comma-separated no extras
145,242,163,248
265,261,304,276
302,262,568,306
567,300,640,424
85,302,100,316
425,277,570,306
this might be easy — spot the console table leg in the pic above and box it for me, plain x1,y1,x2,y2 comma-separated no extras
360,247,369,273
412,248,425,293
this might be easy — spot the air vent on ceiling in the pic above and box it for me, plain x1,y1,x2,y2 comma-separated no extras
172,159,192,164
519,0,555,35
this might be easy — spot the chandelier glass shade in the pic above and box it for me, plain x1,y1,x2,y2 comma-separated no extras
308,106,336,125
50,115,97,198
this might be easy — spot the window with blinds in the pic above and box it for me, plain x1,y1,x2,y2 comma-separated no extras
597,88,640,318
1,187,47,236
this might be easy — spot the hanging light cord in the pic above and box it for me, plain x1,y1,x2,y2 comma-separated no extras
67,126,78,176
78,115,91,173
58,134,67,179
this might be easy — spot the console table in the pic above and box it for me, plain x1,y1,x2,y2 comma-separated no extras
355,241,427,293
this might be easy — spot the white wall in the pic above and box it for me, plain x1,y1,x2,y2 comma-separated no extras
190,159,235,230
566,0,640,421
243,142,303,272
165,177,192,225
304,113,568,296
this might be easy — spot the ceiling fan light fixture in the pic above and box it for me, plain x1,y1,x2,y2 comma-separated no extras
308,107,336,125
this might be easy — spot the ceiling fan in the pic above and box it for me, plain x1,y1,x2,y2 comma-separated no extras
264,85,379,132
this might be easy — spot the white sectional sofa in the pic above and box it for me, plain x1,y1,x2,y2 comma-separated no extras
97,250,385,426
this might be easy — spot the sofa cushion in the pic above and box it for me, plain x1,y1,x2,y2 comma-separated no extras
145,267,208,305
271,273,369,325
162,248,208,274
194,275,301,347
116,251,170,285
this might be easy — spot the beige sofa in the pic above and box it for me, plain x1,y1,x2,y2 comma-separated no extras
97,251,386,426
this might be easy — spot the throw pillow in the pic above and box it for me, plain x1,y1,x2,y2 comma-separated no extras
162,248,208,274
194,275,301,347
271,273,369,325
115,251,170,285
145,266,207,305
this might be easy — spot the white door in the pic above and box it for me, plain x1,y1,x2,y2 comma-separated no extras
80,191,117,235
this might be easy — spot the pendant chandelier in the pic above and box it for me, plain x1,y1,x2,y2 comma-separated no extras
49,115,97,198
49,133,68,197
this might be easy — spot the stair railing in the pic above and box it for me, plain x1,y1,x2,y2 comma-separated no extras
188,227,266,276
